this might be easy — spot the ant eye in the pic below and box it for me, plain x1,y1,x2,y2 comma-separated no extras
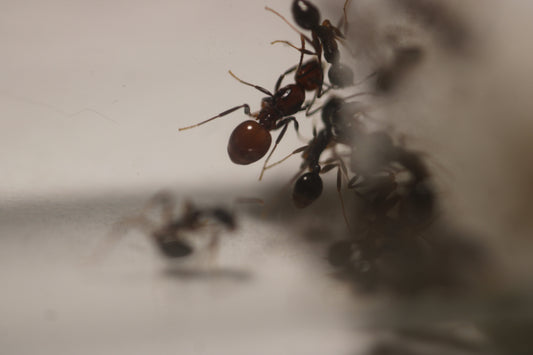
292,0,320,30
292,172,323,208
227,120,272,165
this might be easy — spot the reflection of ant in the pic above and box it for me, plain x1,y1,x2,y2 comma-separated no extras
179,59,324,172
96,193,236,260
267,0,355,89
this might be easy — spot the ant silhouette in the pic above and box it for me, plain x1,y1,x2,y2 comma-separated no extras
94,193,236,260
266,0,356,90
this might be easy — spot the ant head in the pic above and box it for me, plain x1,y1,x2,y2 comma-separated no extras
227,120,272,165
292,0,320,30
292,168,323,208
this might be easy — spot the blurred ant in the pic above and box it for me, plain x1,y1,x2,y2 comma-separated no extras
94,193,236,260
266,0,356,89
348,132,436,227
374,45,424,93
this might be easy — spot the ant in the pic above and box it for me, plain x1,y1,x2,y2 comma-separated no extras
266,0,356,90
179,56,326,180
95,193,236,260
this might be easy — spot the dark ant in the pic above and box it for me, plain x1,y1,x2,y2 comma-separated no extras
266,0,356,90
348,132,436,227
96,193,236,260
179,60,325,173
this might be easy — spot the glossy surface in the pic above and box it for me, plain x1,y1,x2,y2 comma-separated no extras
292,172,323,208
227,120,272,165
272,84,306,116
292,0,320,30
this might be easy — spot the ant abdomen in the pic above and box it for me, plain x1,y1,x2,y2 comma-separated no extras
154,232,194,258
328,62,354,88
292,167,323,208
227,120,272,165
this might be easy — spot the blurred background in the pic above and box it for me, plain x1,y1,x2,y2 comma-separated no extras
2,0,533,354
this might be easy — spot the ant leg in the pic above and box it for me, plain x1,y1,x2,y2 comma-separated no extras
258,117,299,181
271,40,317,55
179,104,252,131
228,71,273,97
303,90,320,116
275,63,299,93
265,6,314,46
321,162,353,233
264,145,308,171
274,36,311,92
89,213,158,262
336,0,352,36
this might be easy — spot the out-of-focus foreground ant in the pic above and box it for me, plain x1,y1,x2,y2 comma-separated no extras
93,192,236,260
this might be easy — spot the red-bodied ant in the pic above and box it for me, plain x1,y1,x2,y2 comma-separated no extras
179,58,325,179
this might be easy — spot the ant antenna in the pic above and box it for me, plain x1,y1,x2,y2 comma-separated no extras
228,70,273,97
179,104,252,131
265,6,313,45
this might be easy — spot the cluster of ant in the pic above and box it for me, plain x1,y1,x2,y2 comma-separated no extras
180,0,436,292
113,0,484,298
176,0,444,292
